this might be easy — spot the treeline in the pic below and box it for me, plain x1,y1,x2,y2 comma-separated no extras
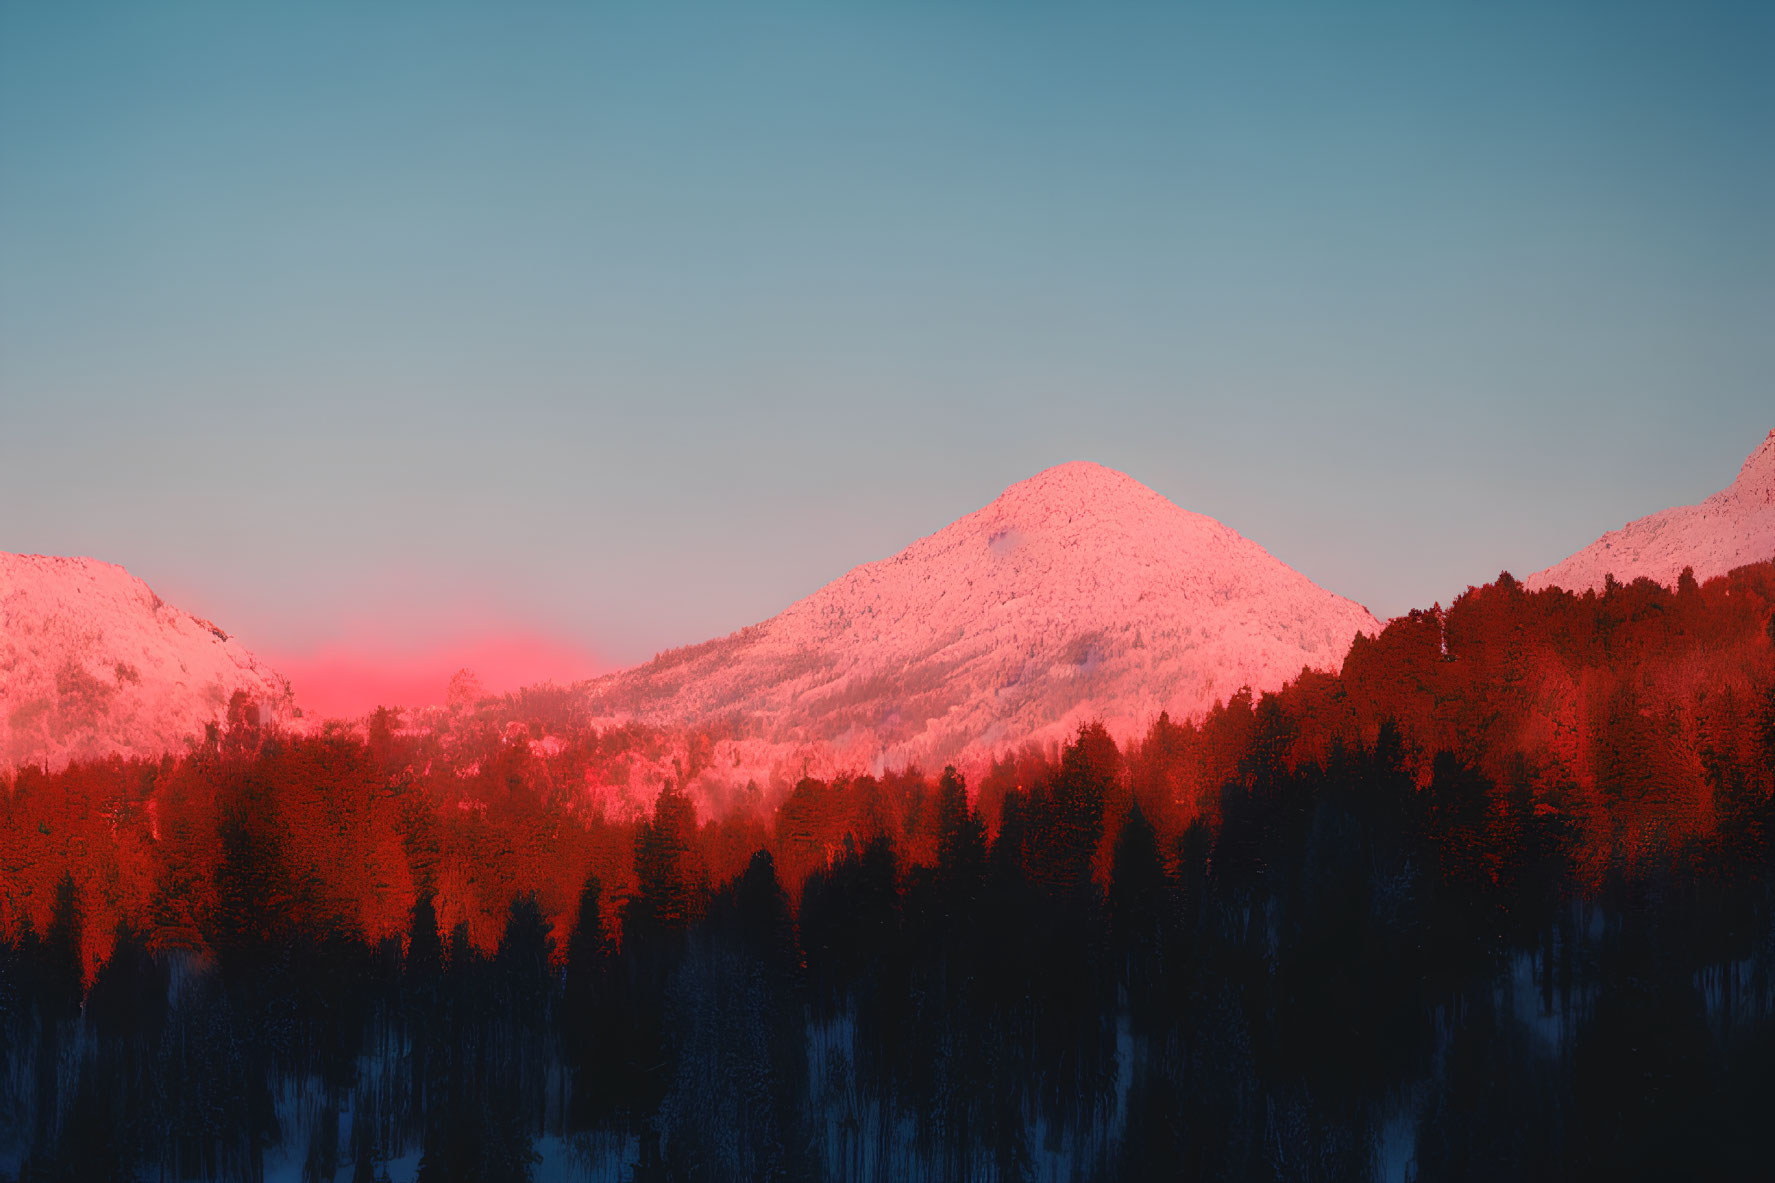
1,564,1774,1179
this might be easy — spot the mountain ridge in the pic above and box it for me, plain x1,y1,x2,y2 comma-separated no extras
1528,428,1775,594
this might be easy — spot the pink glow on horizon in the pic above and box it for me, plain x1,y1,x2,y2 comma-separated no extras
271,631,604,720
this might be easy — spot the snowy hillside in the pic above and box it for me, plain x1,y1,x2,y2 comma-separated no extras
578,461,1380,774
1528,429,1775,594
1,554,296,770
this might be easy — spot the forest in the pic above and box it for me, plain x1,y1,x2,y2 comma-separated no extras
3,563,1775,1181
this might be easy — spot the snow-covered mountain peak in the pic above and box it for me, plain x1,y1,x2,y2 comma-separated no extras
1,552,295,770
577,462,1379,783
1528,428,1775,594
987,460,1169,518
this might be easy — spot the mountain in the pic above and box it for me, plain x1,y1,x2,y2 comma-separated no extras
1,554,296,771
1527,429,1775,594
578,461,1379,774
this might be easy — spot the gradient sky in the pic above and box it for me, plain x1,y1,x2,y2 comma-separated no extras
2,1,1771,708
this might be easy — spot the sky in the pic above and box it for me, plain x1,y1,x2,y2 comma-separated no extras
2,1,1771,713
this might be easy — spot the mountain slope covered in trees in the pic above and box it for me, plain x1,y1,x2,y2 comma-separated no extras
2,560,1773,1179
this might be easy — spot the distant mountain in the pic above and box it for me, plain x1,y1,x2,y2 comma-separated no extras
1,554,295,770
578,462,1379,774
1528,429,1775,594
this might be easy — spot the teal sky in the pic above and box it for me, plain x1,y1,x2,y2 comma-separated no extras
2,1,1771,677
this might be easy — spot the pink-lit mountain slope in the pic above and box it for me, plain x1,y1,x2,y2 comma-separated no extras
1528,429,1775,594
578,462,1380,773
1,554,296,771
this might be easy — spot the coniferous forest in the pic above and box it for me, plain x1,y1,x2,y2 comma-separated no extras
4,566,1775,1182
